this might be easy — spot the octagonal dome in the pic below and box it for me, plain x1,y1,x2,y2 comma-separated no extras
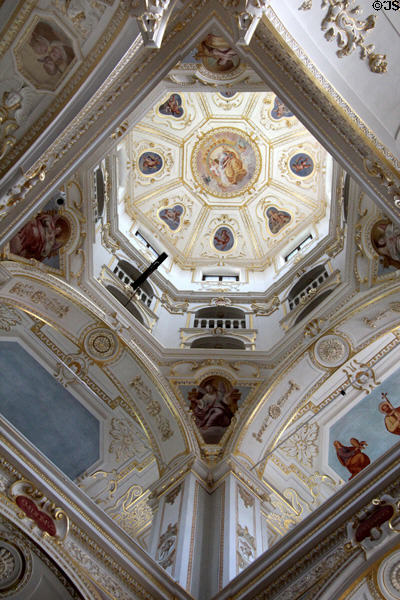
114,91,334,293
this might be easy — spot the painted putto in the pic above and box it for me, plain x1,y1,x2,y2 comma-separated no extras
158,205,183,231
138,152,163,175
289,153,314,177
159,94,184,118
188,376,241,443
266,206,291,234
15,18,75,91
213,227,234,252
271,97,293,120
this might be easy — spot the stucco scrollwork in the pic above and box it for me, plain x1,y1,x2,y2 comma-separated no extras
9,282,69,318
108,417,148,462
130,375,173,440
0,165,46,223
321,0,388,74
251,296,280,316
280,422,319,468
157,522,177,568
0,304,22,332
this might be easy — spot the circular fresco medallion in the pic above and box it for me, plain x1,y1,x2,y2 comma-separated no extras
84,327,120,362
191,128,260,197
138,152,163,175
213,226,235,252
289,153,314,177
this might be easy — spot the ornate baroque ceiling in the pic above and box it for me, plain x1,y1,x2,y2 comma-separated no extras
115,90,332,290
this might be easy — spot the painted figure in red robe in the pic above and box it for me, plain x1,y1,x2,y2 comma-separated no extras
333,438,371,480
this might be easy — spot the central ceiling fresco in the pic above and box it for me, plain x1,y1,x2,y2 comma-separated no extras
116,90,333,283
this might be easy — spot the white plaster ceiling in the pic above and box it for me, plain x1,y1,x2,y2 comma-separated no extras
114,91,332,291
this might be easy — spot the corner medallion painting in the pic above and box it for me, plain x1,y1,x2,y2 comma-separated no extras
159,94,184,118
158,205,184,231
188,376,241,444
212,227,234,252
371,219,400,270
138,152,163,175
266,206,291,234
14,18,76,91
289,153,314,177
192,128,260,197
271,97,293,120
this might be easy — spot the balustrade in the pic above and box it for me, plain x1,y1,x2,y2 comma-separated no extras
288,269,329,311
113,266,153,308
193,317,246,329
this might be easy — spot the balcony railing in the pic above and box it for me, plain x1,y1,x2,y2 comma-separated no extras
113,266,152,307
193,318,246,329
288,269,329,311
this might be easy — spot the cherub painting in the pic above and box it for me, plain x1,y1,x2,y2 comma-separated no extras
289,153,314,177
271,97,293,120
379,392,400,435
159,205,183,231
138,152,163,175
371,219,400,270
266,206,291,234
159,94,183,118
188,376,241,443
333,438,371,480
196,34,240,73
9,212,71,264
15,18,76,91
213,227,234,252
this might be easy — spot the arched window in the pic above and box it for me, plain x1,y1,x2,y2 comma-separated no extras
191,336,245,349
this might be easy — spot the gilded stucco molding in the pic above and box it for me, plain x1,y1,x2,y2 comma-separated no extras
320,0,388,74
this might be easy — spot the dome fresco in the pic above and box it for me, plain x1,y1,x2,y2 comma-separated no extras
115,91,333,292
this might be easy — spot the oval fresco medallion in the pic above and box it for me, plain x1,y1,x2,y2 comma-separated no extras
266,206,291,234
195,34,240,74
192,128,260,198
138,152,163,175
289,153,314,177
213,226,234,252
158,205,184,231
271,96,293,120
159,93,184,118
